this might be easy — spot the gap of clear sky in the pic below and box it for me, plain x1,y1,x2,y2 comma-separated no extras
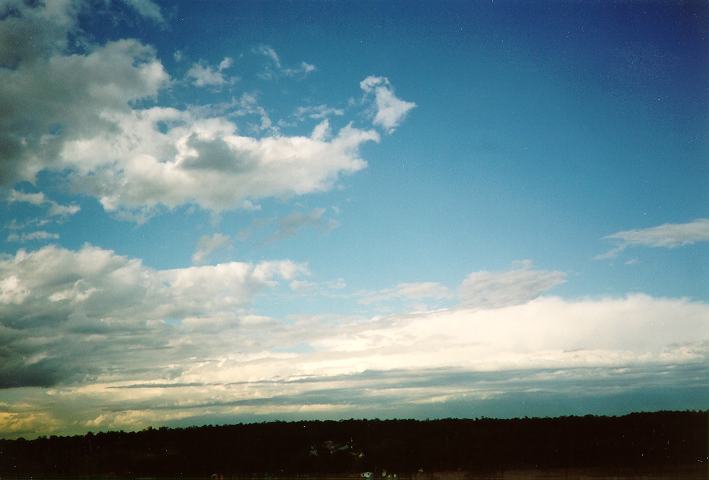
0,0,707,438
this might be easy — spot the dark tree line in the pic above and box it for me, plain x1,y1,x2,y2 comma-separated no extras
0,411,706,476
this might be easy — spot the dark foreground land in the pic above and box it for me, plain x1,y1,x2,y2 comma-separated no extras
0,411,706,477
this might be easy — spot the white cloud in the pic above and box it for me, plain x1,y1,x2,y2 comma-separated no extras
357,262,563,310
0,2,169,186
295,104,345,120
360,76,416,133
0,245,707,436
219,57,233,70
121,0,165,25
186,57,234,87
255,45,281,65
0,4,382,218
0,244,307,387
7,190,80,218
7,230,59,243
459,260,566,308
7,190,45,205
61,112,378,214
13,293,707,437
220,92,274,132
47,202,80,217
311,119,331,141
192,233,231,264
0,275,29,305
310,294,709,375
287,61,316,77
254,45,316,79
597,218,709,259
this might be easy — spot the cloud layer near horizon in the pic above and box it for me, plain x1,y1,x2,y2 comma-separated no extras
1,245,707,437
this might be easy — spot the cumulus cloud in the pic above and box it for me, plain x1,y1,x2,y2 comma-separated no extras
360,76,416,133
0,244,307,390
0,2,169,186
192,233,231,264
186,57,234,87
66,114,378,214
0,0,77,68
597,218,709,259
0,3,380,219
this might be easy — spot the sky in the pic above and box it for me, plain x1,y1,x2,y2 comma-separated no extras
0,0,708,439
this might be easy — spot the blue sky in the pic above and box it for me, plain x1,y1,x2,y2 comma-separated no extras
0,0,707,438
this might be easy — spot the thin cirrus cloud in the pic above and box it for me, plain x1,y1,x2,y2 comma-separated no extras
253,45,316,79
235,207,339,245
357,261,564,309
191,233,231,265
459,260,567,308
597,218,709,259
358,282,453,306
0,3,406,220
6,231,59,243
272,208,339,241
294,104,345,121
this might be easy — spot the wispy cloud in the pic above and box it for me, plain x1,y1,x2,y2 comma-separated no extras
597,218,709,259
7,230,59,243
120,0,165,25
357,261,564,310
7,190,80,218
236,208,340,244
459,260,566,308
186,57,235,87
191,233,231,264
358,282,452,306
360,76,416,133
272,208,338,241
253,45,316,79
295,104,345,121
